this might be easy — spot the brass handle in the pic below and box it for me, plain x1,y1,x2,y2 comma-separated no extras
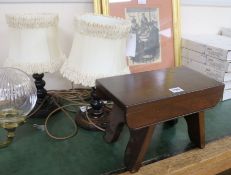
0,128,16,148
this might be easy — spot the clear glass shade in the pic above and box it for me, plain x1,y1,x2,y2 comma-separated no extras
0,67,37,124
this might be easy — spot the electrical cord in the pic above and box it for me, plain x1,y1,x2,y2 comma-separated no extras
44,103,79,140
45,88,89,140
48,89,91,104
85,107,105,132
32,88,111,140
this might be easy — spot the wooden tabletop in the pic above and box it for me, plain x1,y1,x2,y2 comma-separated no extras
96,66,223,108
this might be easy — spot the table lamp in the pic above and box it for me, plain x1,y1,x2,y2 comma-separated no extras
4,13,66,118
61,14,131,130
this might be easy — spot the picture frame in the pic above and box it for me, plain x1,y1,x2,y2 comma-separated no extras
101,0,181,73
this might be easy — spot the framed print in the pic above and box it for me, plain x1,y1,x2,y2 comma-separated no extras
101,0,181,73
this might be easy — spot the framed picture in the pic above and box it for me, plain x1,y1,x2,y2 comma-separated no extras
101,0,181,73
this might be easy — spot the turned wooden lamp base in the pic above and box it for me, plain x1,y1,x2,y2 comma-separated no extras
29,73,58,118
75,107,110,131
29,95,58,118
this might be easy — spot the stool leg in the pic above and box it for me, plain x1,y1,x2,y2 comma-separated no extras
124,125,155,173
184,111,205,149
104,104,125,143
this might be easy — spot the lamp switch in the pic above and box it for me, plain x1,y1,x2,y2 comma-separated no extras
80,106,87,112
33,124,45,131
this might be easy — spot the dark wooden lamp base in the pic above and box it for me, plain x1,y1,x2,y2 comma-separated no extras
29,73,58,118
75,87,111,131
30,94,58,118
75,107,110,131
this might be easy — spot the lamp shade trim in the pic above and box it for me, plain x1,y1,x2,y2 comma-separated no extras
4,54,65,74
61,61,130,87
6,13,59,29
75,14,131,40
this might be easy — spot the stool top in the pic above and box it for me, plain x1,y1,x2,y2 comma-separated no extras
96,66,224,108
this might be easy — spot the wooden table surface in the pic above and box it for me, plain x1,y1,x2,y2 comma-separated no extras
96,66,222,108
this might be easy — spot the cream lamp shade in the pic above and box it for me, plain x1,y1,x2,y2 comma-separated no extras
4,13,65,74
60,14,131,87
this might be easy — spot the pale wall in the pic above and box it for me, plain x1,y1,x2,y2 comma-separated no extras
181,6,231,35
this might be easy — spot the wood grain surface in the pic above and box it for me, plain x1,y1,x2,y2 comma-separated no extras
121,136,231,175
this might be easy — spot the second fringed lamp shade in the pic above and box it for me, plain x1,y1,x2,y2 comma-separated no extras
4,13,65,74
61,14,131,87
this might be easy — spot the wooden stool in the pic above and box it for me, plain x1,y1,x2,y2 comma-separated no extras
96,66,224,173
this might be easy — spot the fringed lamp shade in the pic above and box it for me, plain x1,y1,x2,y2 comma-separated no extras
61,14,131,87
4,13,65,119
4,13,65,74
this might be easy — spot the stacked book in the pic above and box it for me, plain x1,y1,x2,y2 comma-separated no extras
182,34,231,101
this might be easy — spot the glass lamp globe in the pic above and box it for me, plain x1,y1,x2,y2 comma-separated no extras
0,67,37,148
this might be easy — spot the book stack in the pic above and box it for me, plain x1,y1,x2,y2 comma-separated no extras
182,34,231,101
